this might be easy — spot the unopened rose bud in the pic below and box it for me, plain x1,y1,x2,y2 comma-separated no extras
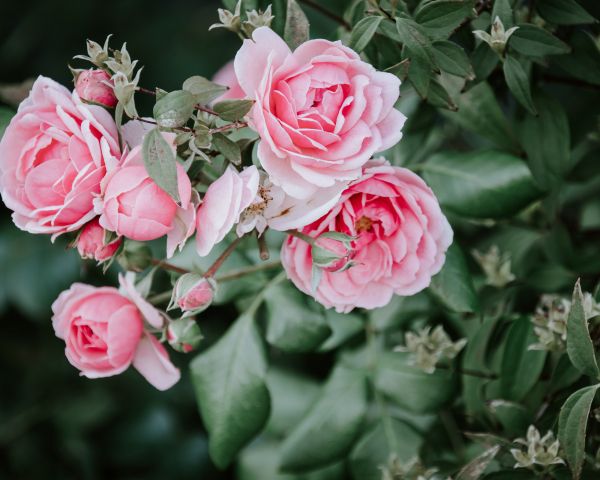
77,218,122,263
167,317,203,353
311,232,355,273
169,274,216,317
75,69,117,107
117,240,153,272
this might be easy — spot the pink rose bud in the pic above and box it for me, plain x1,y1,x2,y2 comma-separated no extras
169,274,215,317
77,218,122,263
167,318,203,353
312,233,355,273
75,69,117,107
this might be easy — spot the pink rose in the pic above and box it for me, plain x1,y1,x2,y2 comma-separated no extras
281,159,453,313
76,218,122,262
75,69,117,108
234,27,406,200
51,274,180,390
212,61,245,102
97,136,197,257
195,165,259,256
0,76,121,237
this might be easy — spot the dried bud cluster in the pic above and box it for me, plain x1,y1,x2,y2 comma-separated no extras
380,455,442,480
511,426,565,470
472,245,515,288
473,16,519,55
210,1,274,37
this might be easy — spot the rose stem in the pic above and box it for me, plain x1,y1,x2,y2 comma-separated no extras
150,258,191,275
257,232,270,260
286,229,315,246
215,261,283,282
204,235,247,278
137,86,224,116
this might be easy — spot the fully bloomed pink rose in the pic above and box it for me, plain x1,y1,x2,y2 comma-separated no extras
0,76,121,237
234,27,406,200
281,159,453,313
195,165,259,256
76,217,122,262
75,69,117,108
97,135,197,257
51,275,180,390
212,61,245,102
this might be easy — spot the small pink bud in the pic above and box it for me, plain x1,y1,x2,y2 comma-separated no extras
167,318,203,353
312,235,355,273
169,274,216,317
77,218,122,263
75,69,117,107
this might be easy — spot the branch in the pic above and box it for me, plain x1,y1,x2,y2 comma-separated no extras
204,235,247,278
215,261,282,282
150,258,191,275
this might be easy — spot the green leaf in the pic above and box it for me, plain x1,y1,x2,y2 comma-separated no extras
503,55,537,115
537,0,596,25
182,75,227,104
348,16,383,52
374,352,457,413
0,106,14,138
471,42,500,82
429,243,479,313
279,365,368,472
567,279,600,378
426,78,458,111
558,384,600,479
455,445,500,480
509,24,571,57
422,150,540,219
414,0,474,38
499,317,547,402
491,0,514,28
190,312,270,468
408,54,432,98
395,17,437,68
212,133,241,165
433,40,474,78
153,90,195,128
552,31,600,86
265,284,331,353
212,99,254,122
142,128,180,203
284,0,309,49
349,419,422,480
488,400,530,436
519,92,571,190
319,310,364,352
444,82,516,150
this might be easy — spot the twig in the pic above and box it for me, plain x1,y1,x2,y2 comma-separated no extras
298,0,352,30
150,258,190,275
204,235,247,278
286,229,315,245
209,121,248,134
133,116,193,133
257,232,270,260
215,261,282,282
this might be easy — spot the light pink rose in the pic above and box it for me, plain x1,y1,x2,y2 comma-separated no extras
234,27,406,200
75,69,117,108
281,159,453,313
0,76,121,237
195,165,259,256
170,273,215,317
97,136,196,257
76,218,122,262
212,61,245,102
51,275,180,390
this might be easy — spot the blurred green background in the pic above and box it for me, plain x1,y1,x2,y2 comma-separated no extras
0,1,339,478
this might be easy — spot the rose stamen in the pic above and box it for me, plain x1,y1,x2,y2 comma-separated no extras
355,215,373,233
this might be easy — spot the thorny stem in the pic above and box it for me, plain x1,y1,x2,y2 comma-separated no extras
215,261,283,282
298,0,352,30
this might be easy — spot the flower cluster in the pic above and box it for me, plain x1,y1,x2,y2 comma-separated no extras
0,21,451,390
510,426,565,470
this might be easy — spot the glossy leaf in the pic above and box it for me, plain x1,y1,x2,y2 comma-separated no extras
414,0,473,38
142,128,180,203
395,17,437,68
433,40,474,78
190,312,270,468
503,55,537,115
212,99,253,122
509,24,571,57
348,16,382,52
423,150,540,219
567,279,600,379
153,90,195,128
182,75,227,104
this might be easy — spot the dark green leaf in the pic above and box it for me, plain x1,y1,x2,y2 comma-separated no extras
190,312,270,468
349,16,383,52
558,385,600,479
212,133,241,165
444,82,516,150
519,92,571,190
488,400,530,436
537,0,596,25
499,317,547,401
491,0,514,28
213,99,254,122
153,90,195,128
429,243,479,313
395,17,437,68
142,128,180,203
433,40,474,78
284,0,310,49
350,419,422,480
455,445,500,480
319,310,364,352
503,55,537,114
423,150,540,219
279,365,368,472
426,78,458,110
265,284,331,353
182,75,227,104
408,53,432,97
375,352,456,413
552,31,600,86
509,24,571,57
415,0,474,38
0,107,14,138
471,42,500,82
567,279,600,378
